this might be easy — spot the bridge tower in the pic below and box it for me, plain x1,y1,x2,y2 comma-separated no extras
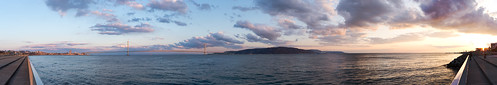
127,40,130,56
203,43,207,55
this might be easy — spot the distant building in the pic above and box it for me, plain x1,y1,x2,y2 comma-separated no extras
476,48,483,52
491,43,497,52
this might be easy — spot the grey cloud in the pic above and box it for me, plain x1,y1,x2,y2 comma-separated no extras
45,0,94,16
148,0,188,14
419,0,497,35
234,21,281,40
156,18,188,26
190,0,213,10
128,17,152,22
278,19,305,35
172,32,244,49
173,21,187,26
127,12,135,16
91,23,154,35
156,18,172,23
255,0,333,35
135,32,244,50
244,34,290,46
232,6,258,12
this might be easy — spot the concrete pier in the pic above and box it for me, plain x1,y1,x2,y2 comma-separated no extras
452,53,497,85
0,56,38,85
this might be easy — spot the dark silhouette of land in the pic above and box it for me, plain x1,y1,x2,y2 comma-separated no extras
215,47,344,54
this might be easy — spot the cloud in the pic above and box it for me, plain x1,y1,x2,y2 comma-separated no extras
156,18,188,26
234,21,281,40
173,21,187,26
91,11,119,22
190,0,213,10
232,6,258,12
148,0,188,14
173,32,244,49
254,0,336,36
142,32,244,50
277,18,305,35
243,34,290,45
115,0,144,10
91,23,154,35
128,17,152,22
45,0,95,16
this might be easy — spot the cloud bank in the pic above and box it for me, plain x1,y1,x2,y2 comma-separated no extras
91,23,154,35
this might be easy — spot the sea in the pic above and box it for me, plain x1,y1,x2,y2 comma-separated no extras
29,53,460,84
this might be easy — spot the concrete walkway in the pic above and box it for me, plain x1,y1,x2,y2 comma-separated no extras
466,54,497,85
0,56,34,85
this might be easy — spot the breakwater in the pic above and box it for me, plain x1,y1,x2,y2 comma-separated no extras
446,52,470,69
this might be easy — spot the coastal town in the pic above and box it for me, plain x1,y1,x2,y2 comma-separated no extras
0,50,87,56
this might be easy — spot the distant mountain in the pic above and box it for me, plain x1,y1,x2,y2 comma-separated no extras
215,47,344,54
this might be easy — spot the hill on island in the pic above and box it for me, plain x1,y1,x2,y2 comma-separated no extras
215,47,344,54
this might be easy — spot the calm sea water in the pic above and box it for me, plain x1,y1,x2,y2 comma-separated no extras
29,53,459,84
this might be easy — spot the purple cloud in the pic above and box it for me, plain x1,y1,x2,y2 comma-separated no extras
148,0,188,14
234,21,281,40
91,23,154,35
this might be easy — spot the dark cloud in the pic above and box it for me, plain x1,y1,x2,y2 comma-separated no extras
75,9,90,17
278,18,305,35
419,0,497,35
148,0,188,14
154,32,244,49
130,32,244,50
255,0,335,36
232,6,258,12
234,21,281,40
45,0,94,16
156,18,187,26
127,12,135,16
249,0,497,45
91,23,154,35
156,18,172,23
173,21,187,26
128,17,152,22
190,0,213,10
244,34,290,45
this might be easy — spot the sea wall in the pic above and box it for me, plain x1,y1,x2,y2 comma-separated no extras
446,52,470,69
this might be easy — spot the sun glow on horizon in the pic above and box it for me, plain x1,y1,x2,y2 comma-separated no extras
459,33,497,48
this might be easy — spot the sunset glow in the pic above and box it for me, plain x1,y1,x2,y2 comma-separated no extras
1,0,497,53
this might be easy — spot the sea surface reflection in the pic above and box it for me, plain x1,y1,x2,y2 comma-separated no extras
29,53,459,84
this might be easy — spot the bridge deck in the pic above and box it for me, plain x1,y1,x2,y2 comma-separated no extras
0,56,35,85
465,54,497,85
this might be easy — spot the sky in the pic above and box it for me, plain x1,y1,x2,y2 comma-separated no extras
1,0,497,53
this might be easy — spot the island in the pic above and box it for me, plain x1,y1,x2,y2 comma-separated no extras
214,47,344,54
